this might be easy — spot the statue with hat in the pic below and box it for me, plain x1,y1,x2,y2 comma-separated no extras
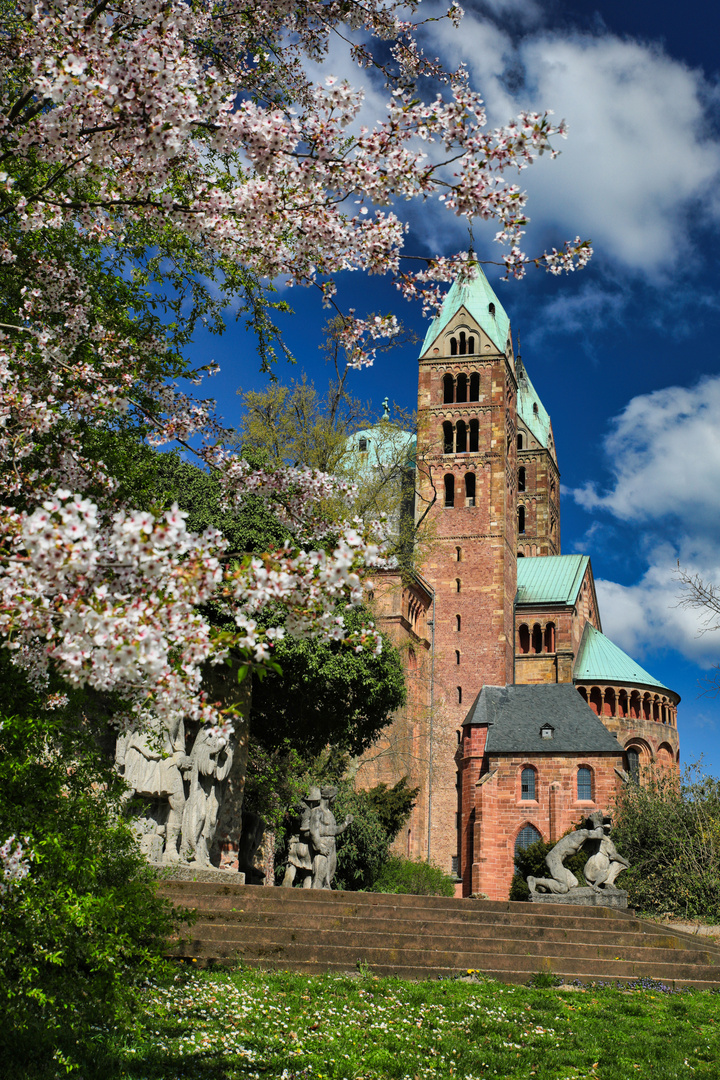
281,787,322,888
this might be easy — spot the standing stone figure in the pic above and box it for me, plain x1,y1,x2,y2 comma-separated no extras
527,823,606,895
281,788,320,888
115,716,190,864
180,724,234,866
583,813,630,891
309,785,353,890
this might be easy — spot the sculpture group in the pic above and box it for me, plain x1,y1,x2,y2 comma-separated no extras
282,786,353,890
527,812,629,897
115,717,234,867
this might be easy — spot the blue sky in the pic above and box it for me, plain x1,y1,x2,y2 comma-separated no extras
188,0,720,770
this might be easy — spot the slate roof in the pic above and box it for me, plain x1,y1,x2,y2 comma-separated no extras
517,358,556,461
462,683,622,755
574,622,672,694
420,265,511,355
516,555,590,606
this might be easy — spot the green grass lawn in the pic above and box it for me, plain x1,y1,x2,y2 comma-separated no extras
91,967,720,1080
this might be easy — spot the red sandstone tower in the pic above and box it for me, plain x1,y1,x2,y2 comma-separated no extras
415,266,518,874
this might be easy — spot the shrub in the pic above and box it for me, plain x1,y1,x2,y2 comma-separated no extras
370,856,456,896
0,698,184,1076
611,764,720,921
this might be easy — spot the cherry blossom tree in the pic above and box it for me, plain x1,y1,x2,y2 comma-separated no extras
0,0,591,883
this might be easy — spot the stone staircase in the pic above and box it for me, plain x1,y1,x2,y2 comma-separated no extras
160,881,720,989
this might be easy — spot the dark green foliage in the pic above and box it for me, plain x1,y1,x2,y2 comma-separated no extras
509,835,588,902
364,776,420,838
333,778,418,891
0,670,183,1075
370,856,456,896
250,606,407,758
611,766,720,920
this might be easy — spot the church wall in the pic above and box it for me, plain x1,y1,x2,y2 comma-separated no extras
464,741,624,900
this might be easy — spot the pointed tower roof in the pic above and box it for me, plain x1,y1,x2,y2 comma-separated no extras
574,623,674,695
517,358,556,462
420,264,511,355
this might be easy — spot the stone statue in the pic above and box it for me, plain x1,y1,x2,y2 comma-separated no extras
180,724,234,866
115,715,190,864
583,812,630,891
527,814,629,900
309,785,353,890
281,788,321,888
527,823,606,896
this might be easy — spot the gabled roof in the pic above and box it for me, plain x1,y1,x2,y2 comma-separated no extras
517,358,555,461
574,623,672,694
516,555,590,606
462,684,622,755
420,265,510,355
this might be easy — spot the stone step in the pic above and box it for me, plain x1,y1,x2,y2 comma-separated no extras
185,920,719,966
171,937,720,986
160,882,720,988
179,907,716,954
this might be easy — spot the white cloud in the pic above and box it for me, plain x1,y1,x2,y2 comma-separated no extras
569,375,720,666
423,15,720,274
573,375,720,527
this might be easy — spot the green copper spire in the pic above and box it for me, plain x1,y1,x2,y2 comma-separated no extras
420,264,511,355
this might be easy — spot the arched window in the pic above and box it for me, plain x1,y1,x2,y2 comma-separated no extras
408,647,417,671
630,691,641,719
455,614,461,632
457,686,462,704
515,824,542,861
444,474,455,508
518,505,525,534
443,373,454,404
450,336,458,356
469,372,480,401
521,767,536,801
488,302,496,317
455,546,462,562
626,748,640,781
518,466,526,492
443,421,453,454
456,419,467,453
578,686,588,703
518,624,530,654
455,578,461,593
604,687,616,717
618,689,628,718
455,650,460,665
459,331,467,355
358,437,368,452
544,622,555,653
465,472,476,507
642,694,651,721
469,418,479,452
531,623,542,654
456,373,467,403
577,766,593,801
468,336,475,355
517,433,524,450
589,687,602,715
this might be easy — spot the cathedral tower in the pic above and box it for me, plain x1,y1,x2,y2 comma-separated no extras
416,266,519,873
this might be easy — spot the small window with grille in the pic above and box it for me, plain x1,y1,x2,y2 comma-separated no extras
577,766,593,801
521,767,536,800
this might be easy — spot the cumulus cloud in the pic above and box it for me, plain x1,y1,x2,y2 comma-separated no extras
421,13,720,274
573,375,720,526
570,376,720,666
